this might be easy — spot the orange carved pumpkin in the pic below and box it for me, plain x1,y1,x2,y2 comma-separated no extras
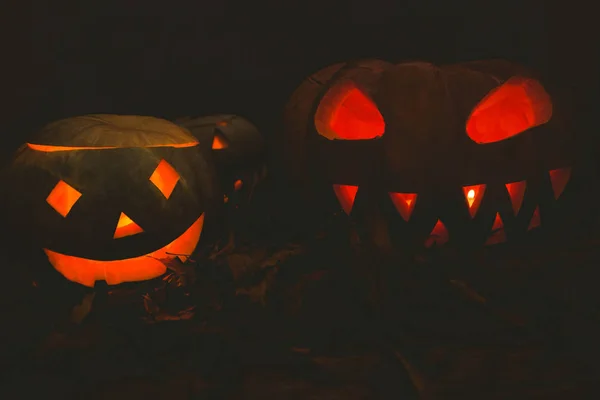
0,114,219,287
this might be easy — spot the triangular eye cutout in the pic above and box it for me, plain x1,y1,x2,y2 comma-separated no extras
485,213,506,245
466,76,553,144
315,83,385,140
333,184,359,215
389,192,418,221
212,132,229,150
505,180,527,215
113,212,144,239
462,184,486,218
527,206,541,231
549,167,571,199
424,219,449,248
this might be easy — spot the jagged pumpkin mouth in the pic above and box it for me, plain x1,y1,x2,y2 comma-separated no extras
332,167,572,247
43,214,204,288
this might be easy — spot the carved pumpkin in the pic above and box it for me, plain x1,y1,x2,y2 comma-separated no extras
283,59,578,250
0,114,219,287
175,114,267,208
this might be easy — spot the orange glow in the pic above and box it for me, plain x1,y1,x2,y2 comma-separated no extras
528,206,541,230
389,192,418,221
466,77,553,144
234,179,243,191
149,159,180,199
44,214,204,287
217,121,228,127
549,167,571,199
27,142,198,152
485,213,506,245
424,219,449,248
212,134,229,150
333,184,359,215
46,180,82,217
462,184,486,218
315,85,385,140
113,212,144,239
505,180,527,215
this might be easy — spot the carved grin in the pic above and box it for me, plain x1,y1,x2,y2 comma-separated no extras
333,167,571,247
43,214,204,287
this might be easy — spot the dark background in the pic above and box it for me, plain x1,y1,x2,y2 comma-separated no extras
0,0,596,163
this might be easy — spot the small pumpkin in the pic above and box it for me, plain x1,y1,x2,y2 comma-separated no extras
175,114,267,208
0,114,220,287
283,59,580,250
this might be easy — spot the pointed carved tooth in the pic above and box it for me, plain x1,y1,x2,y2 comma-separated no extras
505,180,527,215
527,206,541,230
333,184,358,215
424,219,449,247
485,213,506,245
462,184,486,218
389,192,418,221
549,167,571,199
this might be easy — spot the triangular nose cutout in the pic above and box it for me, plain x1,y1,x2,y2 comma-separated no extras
113,212,144,239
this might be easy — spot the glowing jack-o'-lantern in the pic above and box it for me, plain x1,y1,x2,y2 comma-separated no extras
0,114,219,287
175,114,267,208
283,59,578,249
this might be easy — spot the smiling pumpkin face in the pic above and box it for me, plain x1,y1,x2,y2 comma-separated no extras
2,114,219,287
284,59,576,250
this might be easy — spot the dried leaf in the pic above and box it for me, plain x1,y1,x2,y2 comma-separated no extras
259,243,304,269
157,256,196,286
394,350,429,397
70,292,96,324
291,347,311,354
144,306,196,323
143,293,160,316
227,253,255,280
449,280,487,304
235,267,278,306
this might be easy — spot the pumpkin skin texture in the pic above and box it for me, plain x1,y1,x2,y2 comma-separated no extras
0,114,220,287
283,59,578,251
175,114,267,207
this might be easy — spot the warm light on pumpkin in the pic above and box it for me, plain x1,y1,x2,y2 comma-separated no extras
46,180,82,217
425,219,449,247
149,159,180,199
528,206,541,230
466,77,553,144
113,212,144,239
485,213,506,245
462,184,486,218
44,213,204,287
505,180,527,215
211,134,229,149
234,179,243,191
389,192,418,221
27,142,198,152
315,83,385,140
549,167,571,199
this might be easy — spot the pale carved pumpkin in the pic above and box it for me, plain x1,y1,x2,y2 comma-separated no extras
283,59,578,250
0,114,220,287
